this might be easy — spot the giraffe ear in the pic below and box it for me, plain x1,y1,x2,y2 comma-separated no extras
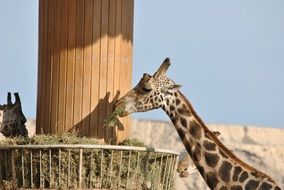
163,84,181,94
168,84,181,91
7,92,12,105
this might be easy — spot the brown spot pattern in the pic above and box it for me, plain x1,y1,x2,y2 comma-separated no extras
231,185,243,190
192,147,201,163
176,128,185,143
180,117,188,128
239,171,249,183
178,107,191,116
204,152,220,168
166,99,170,106
219,161,232,182
203,140,216,151
220,186,228,190
233,166,243,181
258,182,272,190
176,99,181,105
245,180,259,190
189,120,202,139
171,117,177,125
206,172,219,189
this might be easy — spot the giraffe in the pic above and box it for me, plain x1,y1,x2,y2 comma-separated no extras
178,131,221,178
0,92,28,137
177,151,197,177
114,58,281,190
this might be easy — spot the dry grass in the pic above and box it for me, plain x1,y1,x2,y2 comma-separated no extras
0,132,176,190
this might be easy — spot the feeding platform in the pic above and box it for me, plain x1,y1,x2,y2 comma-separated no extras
0,143,178,189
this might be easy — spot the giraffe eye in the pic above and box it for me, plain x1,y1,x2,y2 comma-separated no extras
142,87,152,93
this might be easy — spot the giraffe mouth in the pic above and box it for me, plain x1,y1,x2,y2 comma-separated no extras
113,104,129,117
178,171,190,178
117,110,129,117
114,100,131,117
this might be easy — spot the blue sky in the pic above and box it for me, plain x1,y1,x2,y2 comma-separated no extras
0,0,284,128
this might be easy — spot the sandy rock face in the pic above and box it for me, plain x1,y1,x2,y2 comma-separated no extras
131,119,284,190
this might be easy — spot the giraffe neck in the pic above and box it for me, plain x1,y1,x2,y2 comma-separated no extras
162,91,279,190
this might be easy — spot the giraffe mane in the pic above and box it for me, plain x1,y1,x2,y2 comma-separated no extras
178,91,275,182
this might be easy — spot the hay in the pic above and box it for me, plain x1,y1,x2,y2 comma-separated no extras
0,133,176,189
104,107,124,128
0,132,99,146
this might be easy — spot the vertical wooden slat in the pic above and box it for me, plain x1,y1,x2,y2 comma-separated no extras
89,150,94,188
97,0,109,141
113,0,122,143
41,0,54,133
65,0,76,132
43,0,54,134
79,149,83,188
117,151,123,188
67,149,71,187
4,151,8,180
162,155,169,189
109,150,113,188
82,0,93,136
119,0,128,141
36,0,44,134
58,0,68,133
58,149,61,187
73,0,84,133
90,0,102,138
99,150,104,188
105,0,116,143
30,151,33,188
21,150,25,187
39,150,43,188
11,151,16,182
125,151,132,189
126,0,134,138
158,153,164,189
50,0,61,134
134,151,140,188
49,149,52,187
37,0,134,143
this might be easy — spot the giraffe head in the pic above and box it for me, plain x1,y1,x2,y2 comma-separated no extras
0,92,27,137
115,57,181,117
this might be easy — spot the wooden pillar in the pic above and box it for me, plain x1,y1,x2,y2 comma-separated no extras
36,0,134,143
